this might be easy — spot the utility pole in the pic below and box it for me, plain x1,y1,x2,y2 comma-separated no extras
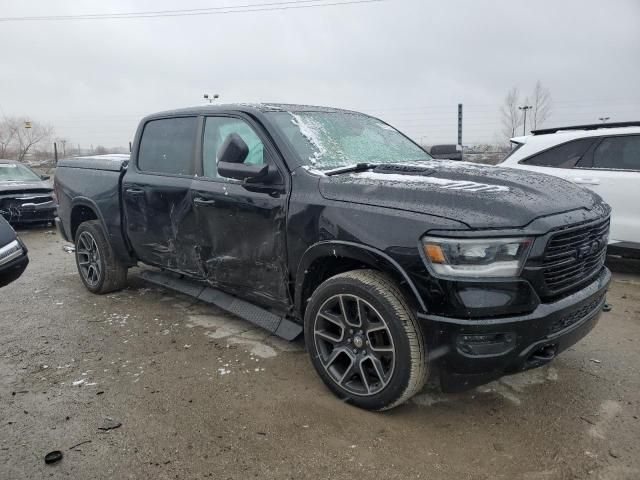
53,142,58,164
599,117,610,123
457,103,463,161
518,105,533,135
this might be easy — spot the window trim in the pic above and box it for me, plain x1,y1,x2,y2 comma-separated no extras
517,137,597,169
135,115,199,178
198,113,285,185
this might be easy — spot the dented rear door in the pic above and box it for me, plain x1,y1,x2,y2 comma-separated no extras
123,116,201,275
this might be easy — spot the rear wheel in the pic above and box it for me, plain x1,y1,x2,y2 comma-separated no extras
75,220,127,294
305,269,428,410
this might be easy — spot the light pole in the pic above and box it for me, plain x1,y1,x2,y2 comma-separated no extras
204,93,219,104
518,105,532,135
599,117,610,123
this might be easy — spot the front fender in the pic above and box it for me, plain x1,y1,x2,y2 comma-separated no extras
294,240,427,316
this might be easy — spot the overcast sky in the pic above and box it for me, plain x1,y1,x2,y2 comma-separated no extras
1,0,639,148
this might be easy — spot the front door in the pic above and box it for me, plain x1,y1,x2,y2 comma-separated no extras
190,115,290,310
123,116,201,276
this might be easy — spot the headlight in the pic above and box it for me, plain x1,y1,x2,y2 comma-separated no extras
421,236,533,278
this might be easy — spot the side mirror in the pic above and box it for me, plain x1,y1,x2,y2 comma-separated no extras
218,161,269,182
40,174,50,181
218,133,249,165
217,133,270,182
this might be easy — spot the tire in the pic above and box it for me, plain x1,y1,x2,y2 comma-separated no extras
74,220,127,294
305,269,428,411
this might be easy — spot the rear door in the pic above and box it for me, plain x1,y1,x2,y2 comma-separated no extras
514,137,598,182
190,114,290,310
123,116,202,275
574,135,640,244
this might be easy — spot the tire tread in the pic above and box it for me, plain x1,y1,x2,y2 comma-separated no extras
75,220,127,294
306,269,427,410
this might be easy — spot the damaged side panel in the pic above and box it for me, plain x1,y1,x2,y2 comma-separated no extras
122,172,201,277
190,178,290,312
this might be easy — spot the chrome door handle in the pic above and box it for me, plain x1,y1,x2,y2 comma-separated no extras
193,197,216,206
125,188,144,195
574,178,600,185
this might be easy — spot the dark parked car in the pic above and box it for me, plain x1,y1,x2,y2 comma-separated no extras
54,104,611,410
0,160,57,225
0,214,29,288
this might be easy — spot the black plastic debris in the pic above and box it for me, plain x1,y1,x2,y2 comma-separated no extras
603,303,612,312
44,451,63,464
69,440,92,450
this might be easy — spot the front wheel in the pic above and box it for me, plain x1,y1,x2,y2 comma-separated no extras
75,220,127,294
305,269,428,411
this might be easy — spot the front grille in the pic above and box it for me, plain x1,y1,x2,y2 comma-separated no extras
542,218,609,293
548,293,605,335
0,195,55,223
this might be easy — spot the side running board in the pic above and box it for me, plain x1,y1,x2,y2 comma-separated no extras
138,269,302,341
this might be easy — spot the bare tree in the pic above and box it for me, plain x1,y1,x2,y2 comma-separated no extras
13,119,54,162
0,118,18,158
501,87,522,142
530,81,552,130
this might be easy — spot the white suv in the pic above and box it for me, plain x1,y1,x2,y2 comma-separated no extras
499,122,640,257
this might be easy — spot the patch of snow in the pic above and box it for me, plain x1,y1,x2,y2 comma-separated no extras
289,113,327,164
355,171,510,193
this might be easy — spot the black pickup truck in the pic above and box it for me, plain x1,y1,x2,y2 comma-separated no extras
55,104,611,410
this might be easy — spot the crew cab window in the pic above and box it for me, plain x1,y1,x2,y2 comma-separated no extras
202,117,265,179
592,135,640,171
521,138,595,168
138,117,197,175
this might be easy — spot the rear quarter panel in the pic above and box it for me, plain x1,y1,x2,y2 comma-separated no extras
55,165,134,264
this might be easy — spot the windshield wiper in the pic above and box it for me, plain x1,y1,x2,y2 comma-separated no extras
324,163,378,176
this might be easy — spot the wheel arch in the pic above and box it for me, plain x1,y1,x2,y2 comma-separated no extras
294,241,426,320
69,197,107,241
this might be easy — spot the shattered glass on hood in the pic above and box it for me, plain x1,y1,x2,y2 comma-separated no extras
267,111,432,169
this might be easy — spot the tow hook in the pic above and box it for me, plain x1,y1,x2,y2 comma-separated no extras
524,344,557,369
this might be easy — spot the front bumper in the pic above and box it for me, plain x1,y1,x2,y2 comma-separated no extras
418,267,611,392
0,203,57,224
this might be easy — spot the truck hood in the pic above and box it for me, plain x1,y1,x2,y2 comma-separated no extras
318,161,608,229
0,180,53,195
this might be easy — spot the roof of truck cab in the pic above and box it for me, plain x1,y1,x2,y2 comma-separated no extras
142,103,362,120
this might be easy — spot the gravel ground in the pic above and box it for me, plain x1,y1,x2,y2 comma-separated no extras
1,228,639,480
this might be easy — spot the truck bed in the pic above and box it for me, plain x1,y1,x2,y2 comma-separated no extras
57,154,130,171
55,154,133,263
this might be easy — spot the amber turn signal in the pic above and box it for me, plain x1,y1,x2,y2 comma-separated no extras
424,244,446,264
